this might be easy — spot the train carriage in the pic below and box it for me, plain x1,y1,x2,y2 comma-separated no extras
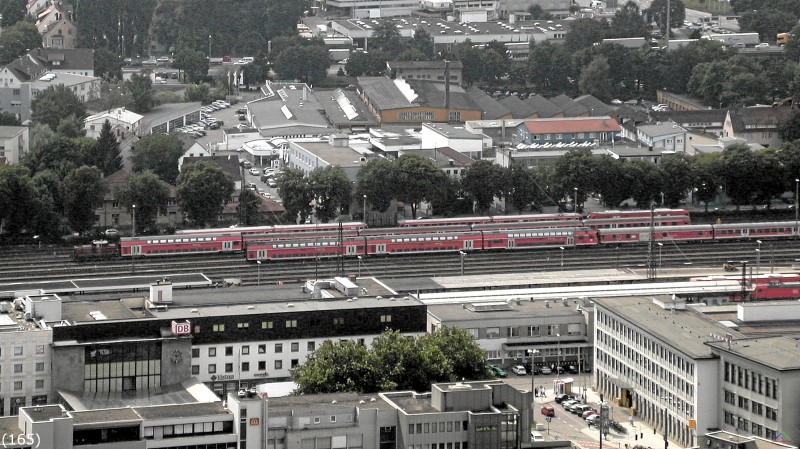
483,227,598,250
243,229,361,244
246,236,366,261
587,209,689,220
597,225,714,244
396,213,582,228
583,215,690,230
471,220,587,232
357,224,472,236
365,231,483,255
177,221,367,237
712,222,798,240
73,240,118,260
120,232,242,257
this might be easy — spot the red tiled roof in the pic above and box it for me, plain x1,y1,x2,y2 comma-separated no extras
522,117,621,134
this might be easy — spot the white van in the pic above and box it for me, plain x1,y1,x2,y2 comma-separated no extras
590,0,603,8
531,431,545,443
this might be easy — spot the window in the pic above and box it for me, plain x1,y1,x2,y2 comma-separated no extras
242,362,250,372
14,364,22,373
225,363,233,373
380,314,392,323
258,344,266,354
258,361,266,370
506,327,519,338
262,321,273,329
35,362,44,372
315,417,321,424
307,342,315,351
213,324,225,332
35,380,44,389
331,416,337,423
286,320,297,328
291,343,299,352
36,345,44,354
486,328,500,338
192,365,200,375
208,348,216,357
192,348,200,358
208,364,216,373
14,347,22,356
14,381,22,390
528,326,540,336
237,322,249,329
225,347,233,356
333,317,344,325
241,346,250,355
275,360,283,369
275,344,283,353
291,359,299,368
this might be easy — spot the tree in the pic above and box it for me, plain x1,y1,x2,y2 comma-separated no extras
626,159,666,207
125,73,156,113
552,149,596,210
526,42,577,96
721,145,758,210
176,161,235,227
345,51,386,77
738,7,798,43
785,23,800,62
0,0,26,27
56,115,87,138
356,158,397,216
309,166,352,223
780,110,800,143
237,188,263,226
130,134,186,185
184,83,210,102
692,153,724,212
23,136,84,178
292,339,378,394
272,44,331,85
62,166,105,234
95,120,123,176
409,27,435,59
276,168,314,224
752,148,785,207
660,153,695,207
578,56,612,103
528,4,554,20
591,155,631,208
778,140,800,190
114,171,171,234
30,85,88,131
609,1,648,38
369,21,405,57
646,0,686,37
565,18,609,52
394,154,448,218
506,162,538,213
0,112,20,126
371,330,450,392
0,22,42,64
173,44,210,84
30,171,61,241
462,160,505,214
94,48,123,80
0,164,39,236
420,326,491,381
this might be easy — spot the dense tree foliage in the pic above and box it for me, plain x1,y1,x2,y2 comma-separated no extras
0,22,42,65
292,327,491,394
130,134,186,185
63,166,105,234
176,162,235,228
75,0,156,57
31,85,88,132
645,0,686,37
276,168,314,224
0,0,27,27
173,44,210,84
124,73,156,113
309,166,353,223
94,120,123,176
114,171,171,234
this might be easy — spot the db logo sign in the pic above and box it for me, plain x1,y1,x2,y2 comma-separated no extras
171,320,191,335
250,418,260,426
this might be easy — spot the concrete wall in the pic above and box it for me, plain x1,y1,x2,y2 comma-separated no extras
51,345,85,393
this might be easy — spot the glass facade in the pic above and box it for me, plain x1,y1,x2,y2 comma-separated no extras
84,342,162,392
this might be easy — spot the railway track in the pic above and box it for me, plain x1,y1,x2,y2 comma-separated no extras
0,240,798,287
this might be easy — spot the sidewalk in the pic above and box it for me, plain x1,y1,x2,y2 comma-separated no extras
547,386,680,449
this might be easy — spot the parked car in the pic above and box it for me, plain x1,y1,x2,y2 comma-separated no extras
248,182,257,190
568,365,579,374
248,168,260,176
586,414,601,425
490,365,507,378
268,179,278,188
156,56,170,62
562,399,578,409
511,365,527,375
540,406,555,417
573,404,593,415
581,409,597,419
104,228,119,237
555,393,574,404
260,191,271,198
540,366,552,375
531,431,545,443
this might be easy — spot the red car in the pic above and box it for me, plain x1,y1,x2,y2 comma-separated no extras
541,406,556,417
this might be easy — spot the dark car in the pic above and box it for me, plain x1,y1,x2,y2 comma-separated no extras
555,393,574,404
525,362,541,375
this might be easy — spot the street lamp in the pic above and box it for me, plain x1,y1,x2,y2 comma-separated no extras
131,204,136,274
573,187,578,213
208,34,212,58
559,246,565,270
357,255,362,278
556,333,561,379
528,349,539,405
362,194,367,224
256,260,261,286
755,240,762,277
795,179,799,236
657,242,663,271
459,251,466,276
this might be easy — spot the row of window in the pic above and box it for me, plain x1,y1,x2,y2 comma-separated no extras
0,361,46,375
408,442,468,449
210,316,387,333
477,324,580,339
0,345,46,358
723,411,777,439
409,421,468,434
723,390,777,420
723,361,778,400
196,358,299,374
143,421,233,439
0,379,46,391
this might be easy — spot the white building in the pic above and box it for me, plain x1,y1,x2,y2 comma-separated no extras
0,126,29,164
83,107,143,140
636,122,688,152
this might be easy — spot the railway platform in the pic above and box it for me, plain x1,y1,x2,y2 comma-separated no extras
0,273,212,298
